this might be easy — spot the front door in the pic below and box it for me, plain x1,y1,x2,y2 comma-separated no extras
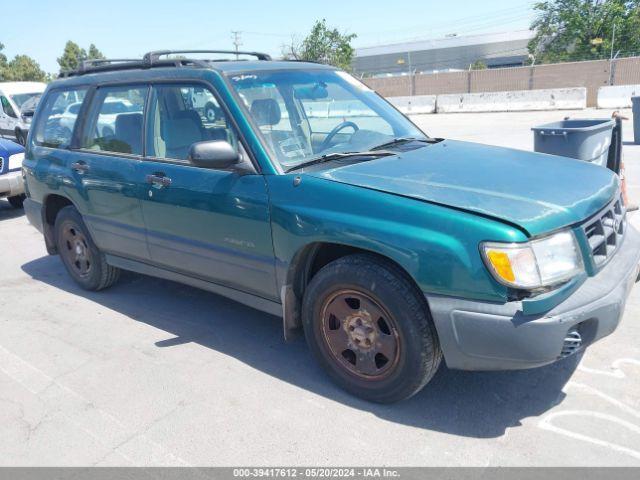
138,83,277,300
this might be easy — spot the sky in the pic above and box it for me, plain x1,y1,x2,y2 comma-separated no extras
1,0,536,74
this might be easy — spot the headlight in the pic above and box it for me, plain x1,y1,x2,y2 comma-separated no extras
482,231,583,289
8,152,25,171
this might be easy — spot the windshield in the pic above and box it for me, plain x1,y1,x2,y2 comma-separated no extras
228,69,427,170
10,93,42,111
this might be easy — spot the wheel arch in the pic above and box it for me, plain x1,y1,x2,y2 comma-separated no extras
281,241,425,339
41,193,76,254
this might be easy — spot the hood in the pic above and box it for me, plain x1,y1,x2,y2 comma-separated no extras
308,140,619,236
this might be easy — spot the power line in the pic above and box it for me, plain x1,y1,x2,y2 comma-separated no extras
243,30,292,38
356,4,536,40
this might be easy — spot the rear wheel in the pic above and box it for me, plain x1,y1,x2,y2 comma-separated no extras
54,206,120,291
8,194,25,209
302,254,442,403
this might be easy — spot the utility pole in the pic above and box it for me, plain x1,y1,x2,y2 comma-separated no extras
407,51,414,96
610,23,616,61
231,31,242,60
609,23,617,85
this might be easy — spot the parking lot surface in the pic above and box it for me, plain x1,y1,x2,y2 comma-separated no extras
1,109,639,466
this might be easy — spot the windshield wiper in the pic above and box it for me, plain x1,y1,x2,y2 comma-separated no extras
370,137,441,151
285,150,396,173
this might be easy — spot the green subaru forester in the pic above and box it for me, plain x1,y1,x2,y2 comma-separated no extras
22,50,640,403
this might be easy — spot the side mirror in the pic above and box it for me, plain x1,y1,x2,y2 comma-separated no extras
188,140,240,169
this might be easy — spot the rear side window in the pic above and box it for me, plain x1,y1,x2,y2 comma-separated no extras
33,88,88,148
82,85,147,156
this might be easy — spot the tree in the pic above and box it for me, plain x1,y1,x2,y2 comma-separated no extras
283,19,357,71
0,43,47,81
3,55,47,82
87,44,105,61
470,60,488,70
57,41,107,72
57,41,87,72
0,42,7,73
529,0,640,64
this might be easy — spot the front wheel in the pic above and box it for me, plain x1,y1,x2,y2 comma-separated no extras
302,254,442,403
54,206,120,291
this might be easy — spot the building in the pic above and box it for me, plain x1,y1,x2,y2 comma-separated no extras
353,30,535,77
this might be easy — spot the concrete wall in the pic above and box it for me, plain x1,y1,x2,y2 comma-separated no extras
387,95,437,114
597,85,640,109
387,88,587,114
363,56,640,108
530,60,610,107
437,88,586,113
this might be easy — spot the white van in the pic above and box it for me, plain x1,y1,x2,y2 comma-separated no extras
0,82,47,145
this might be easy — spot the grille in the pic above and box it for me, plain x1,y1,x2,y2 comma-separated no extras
582,195,626,267
0,157,4,172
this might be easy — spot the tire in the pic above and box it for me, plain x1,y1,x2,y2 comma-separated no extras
54,206,120,291
8,194,26,209
15,129,26,146
204,102,218,123
302,254,442,403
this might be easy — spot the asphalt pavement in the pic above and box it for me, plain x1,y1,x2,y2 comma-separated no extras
0,108,639,466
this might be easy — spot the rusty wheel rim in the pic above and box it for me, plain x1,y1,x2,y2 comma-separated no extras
61,222,92,278
320,289,400,380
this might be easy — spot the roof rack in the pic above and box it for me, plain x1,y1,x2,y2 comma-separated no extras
143,49,272,65
81,58,140,68
59,58,145,78
59,49,272,77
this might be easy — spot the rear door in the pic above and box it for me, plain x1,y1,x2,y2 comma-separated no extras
138,83,277,300
71,84,150,261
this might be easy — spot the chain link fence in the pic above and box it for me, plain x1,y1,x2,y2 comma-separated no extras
363,56,640,107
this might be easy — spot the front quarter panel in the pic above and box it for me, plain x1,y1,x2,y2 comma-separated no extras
267,174,526,303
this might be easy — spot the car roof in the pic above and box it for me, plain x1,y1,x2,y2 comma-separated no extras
47,60,336,89
0,82,47,95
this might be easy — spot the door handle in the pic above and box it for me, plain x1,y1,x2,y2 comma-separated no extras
145,174,171,188
71,162,89,173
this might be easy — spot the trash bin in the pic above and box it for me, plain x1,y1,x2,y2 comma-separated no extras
532,118,616,167
633,96,640,145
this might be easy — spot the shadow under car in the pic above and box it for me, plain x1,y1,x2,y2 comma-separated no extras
21,254,580,438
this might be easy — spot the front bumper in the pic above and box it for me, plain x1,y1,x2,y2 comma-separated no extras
427,224,640,371
0,170,24,198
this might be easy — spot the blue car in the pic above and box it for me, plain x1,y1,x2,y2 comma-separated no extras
0,138,26,208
